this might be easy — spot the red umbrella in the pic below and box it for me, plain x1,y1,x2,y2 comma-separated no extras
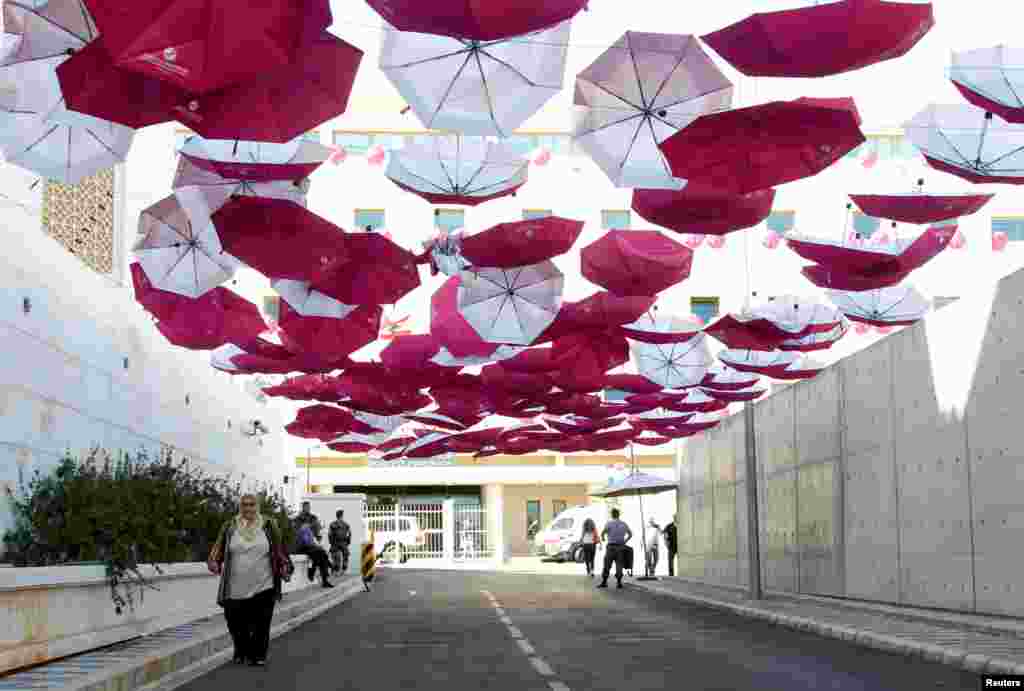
702,0,934,78
702,386,766,403
482,365,556,397
552,333,630,380
278,301,381,359
231,352,348,375
212,197,348,281
704,314,792,350
430,277,504,359
83,0,332,94
663,391,728,414
802,264,908,291
366,0,586,40
55,39,179,129
848,192,994,225
263,375,341,401
131,262,181,322
174,32,363,143
499,347,559,373
312,233,420,305
150,284,266,350
581,230,692,296
659,98,866,195
603,373,663,395
632,186,775,235
180,139,330,182
459,217,584,269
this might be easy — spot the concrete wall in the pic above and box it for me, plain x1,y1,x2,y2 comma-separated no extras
502,484,591,557
678,266,1024,616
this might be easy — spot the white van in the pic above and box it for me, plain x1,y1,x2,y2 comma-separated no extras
533,505,608,562
366,514,425,563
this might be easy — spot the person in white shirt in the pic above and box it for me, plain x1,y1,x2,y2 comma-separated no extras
579,517,600,577
598,508,633,589
645,518,660,577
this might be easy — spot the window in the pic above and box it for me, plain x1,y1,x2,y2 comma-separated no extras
766,210,795,234
601,210,631,229
262,296,279,321
526,500,541,540
690,297,719,325
435,208,465,232
302,130,321,143
552,500,568,518
552,517,573,531
333,131,374,154
851,211,881,237
602,388,629,402
355,209,386,232
992,217,1024,242
523,209,552,220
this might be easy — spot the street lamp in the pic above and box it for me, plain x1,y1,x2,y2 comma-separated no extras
306,444,323,495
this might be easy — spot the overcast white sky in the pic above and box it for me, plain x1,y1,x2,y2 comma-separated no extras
330,0,1017,129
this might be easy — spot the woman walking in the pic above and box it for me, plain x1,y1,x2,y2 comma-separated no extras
579,517,600,577
208,494,294,667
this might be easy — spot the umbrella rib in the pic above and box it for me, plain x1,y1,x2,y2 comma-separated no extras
429,53,475,129
576,110,647,138
617,116,648,174
583,79,647,116
645,115,676,180
981,143,1024,170
476,47,540,88
383,45,474,71
434,140,459,192
1002,70,1024,108
397,164,453,194
648,37,692,108
16,4,91,44
472,49,504,137
12,123,60,158
625,32,649,110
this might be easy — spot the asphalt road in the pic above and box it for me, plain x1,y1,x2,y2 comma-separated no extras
177,570,980,691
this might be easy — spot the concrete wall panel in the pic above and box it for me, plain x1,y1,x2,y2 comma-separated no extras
797,461,842,596
794,368,841,464
757,388,797,476
761,469,797,592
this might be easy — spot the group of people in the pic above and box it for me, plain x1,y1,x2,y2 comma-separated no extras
578,510,678,588
206,499,351,668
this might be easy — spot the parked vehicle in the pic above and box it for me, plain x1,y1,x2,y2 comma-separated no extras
533,505,608,562
366,514,425,563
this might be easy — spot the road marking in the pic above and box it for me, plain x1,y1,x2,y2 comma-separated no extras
409,591,416,596
515,639,535,655
529,657,555,676
362,642,451,648
499,615,512,624
494,607,506,615
507,626,524,638
549,683,571,691
606,637,685,643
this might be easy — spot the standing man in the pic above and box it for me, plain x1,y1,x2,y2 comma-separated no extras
645,517,660,577
663,515,678,577
328,509,352,574
598,508,632,589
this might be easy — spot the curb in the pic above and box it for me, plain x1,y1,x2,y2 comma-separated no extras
69,577,365,691
636,581,1024,676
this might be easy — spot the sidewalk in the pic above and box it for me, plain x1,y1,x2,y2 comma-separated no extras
0,574,364,691
633,576,1024,676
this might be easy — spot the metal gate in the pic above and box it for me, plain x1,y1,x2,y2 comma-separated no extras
363,502,444,562
453,505,491,560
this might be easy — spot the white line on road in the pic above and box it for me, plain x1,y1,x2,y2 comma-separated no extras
515,639,535,655
548,682,571,691
494,607,506,615
499,615,512,625
507,626,524,638
529,657,555,676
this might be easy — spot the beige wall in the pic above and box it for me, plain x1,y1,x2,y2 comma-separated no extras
502,484,591,556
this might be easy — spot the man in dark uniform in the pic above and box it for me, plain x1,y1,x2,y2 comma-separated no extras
328,509,352,573
663,515,678,577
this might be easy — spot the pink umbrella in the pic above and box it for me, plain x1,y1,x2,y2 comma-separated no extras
366,0,587,41
499,347,559,373
179,137,331,182
311,233,420,305
481,365,556,397
621,310,703,344
701,0,934,78
706,236,726,249
278,301,381,359
231,352,349,375
581,230,692,296
848,192,994,225
772,357,826,381
603,374,663,395
763,231,783,249
561,292,658,332
431,276,504,359
552,332,630,381
718,349,800,378
659,98,866,195
632,186,775,235
155,287,267,350
993,232,1009,252
172,155,309,218
704,314,793,350
701,366,760,391
212,197,348,281
802,264,909,291
681,234,705,249
173,32,363,143
702,385,766,403
458,217,584,269
83,0,332,94
777,321,848,352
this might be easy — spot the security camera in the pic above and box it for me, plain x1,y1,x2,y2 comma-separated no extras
243,420,269,437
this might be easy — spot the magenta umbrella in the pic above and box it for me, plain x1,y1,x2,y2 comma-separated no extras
212,197,348,281
702,0,934,78
848,192,994,224
659,98,866,195
311,232,421,305
366,0,587,40
458,217,584,268
431,276,505,359
155,287,267,351
179,137,330,183
82,0,332,94
632,186,775,235
278,302,382,359
173,32,363,143
581,230,692,296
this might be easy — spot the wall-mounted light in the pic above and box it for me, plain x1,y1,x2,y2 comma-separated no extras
22,297,30,314
123,357,129,370
185,394,190,406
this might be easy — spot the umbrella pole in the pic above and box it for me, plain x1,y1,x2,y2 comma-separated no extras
631,443,657,581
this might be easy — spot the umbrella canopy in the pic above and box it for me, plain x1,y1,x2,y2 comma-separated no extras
133,193,238,298
458,262,564,345
367,0,587,41
426,229,469,276
826,285,931,326
801,263,909,291
278,302,382,359
81,0,331,94
155,287,267,351
621,310,702,344
171,154,309,218
718,349,800,377
380,20,569,136
386,135,527,205
459,217,584,268
950,45,1024,124
581,230,692,296
572,31,732,189
631,186,775,235
701,365,760,391
174,32,363,143
212,197,348,282
777,321,849,351
659,97,866,194
179,136,330,182
311,233,421,305
904,104,1024,184
631,333,713,389
431,276,508,358
848,192,994,224
702,0,934,78
272,279,355,320
590,470,677,498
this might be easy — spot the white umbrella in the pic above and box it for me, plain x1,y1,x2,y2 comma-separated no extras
949,45,1024,124
171,155,309,218
630,333,712,389
621,309,703,343
904,104,1024,184
777,320,848,351
701,364,760,390
749,294,843,336
380,21,570,136
132,193,239,298
272,279,355,320
573,32,732,189
826,285,931,326
458,261,564,345
178,136,306,165
719,348,799,374
386,135,527,204
430,344,524,367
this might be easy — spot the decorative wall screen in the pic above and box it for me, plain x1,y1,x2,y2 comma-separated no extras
41,167,116,274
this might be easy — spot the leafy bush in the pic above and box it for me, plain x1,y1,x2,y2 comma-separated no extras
2,447,294,615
